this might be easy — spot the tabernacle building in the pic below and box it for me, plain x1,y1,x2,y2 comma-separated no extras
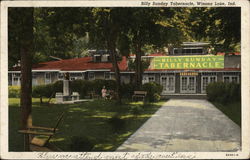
8,42,241,97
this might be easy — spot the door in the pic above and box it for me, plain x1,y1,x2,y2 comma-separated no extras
201,76,217,93
161,76,175,94
180,76,196,93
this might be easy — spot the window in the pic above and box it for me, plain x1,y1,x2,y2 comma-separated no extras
88,72,95,80
12,73,21,86
223,76,239,83
223,72,240,83
93,55,101,62
45,73,51,84
70,73,84,80
148,76,155,82
186,49,191,54
142,75,155,84
104,72,111,79
58,73,64,80
32,74,37,86
201,76,217,93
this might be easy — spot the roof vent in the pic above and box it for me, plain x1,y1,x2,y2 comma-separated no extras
93,55,101,62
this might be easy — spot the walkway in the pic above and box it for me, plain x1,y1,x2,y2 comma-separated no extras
116,99,241,152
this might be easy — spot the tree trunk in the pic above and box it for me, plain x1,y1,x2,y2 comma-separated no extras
109,43,122,104
19,8,34,151
134,41,143,89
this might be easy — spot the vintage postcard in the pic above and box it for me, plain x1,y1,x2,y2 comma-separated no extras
1,0,250,159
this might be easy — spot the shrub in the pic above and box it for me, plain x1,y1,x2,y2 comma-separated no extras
131,106,143,117
92,79,116,94
32,84,54,98
107,114,126,133
206,82,241,104
69,136,94,151
142,82,163,102
53,80,63,93
70,80,93,98
31,79,117,99
8,86,20,98
120,83,136,98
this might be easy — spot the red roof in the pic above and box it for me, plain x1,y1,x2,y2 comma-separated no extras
129,53,166,57
32,56,128,71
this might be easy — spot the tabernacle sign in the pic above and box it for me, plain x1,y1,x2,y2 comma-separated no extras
153,55,224,69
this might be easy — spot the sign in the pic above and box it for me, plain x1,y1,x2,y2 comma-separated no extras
180,72,199,76
152,55,224,69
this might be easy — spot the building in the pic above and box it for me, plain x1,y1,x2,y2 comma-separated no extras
8,42,241,96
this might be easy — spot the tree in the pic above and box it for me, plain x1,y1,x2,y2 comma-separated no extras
88,8,132,104
125,8,189,88
9,7,34,151
9,8,90,68
188,7,241,52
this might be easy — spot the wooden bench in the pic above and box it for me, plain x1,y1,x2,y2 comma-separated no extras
89,91,100,99
132,91,147,101
18,112,64,151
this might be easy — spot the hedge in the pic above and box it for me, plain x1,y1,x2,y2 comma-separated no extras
206,82,241,104
8,86,21,98
30,79,164,101
32,79,117,99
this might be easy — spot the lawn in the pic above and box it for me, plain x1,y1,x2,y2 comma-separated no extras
9,98,164,151
212,101,241,127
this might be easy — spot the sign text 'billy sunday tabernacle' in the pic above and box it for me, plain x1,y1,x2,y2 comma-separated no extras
152,55,224,69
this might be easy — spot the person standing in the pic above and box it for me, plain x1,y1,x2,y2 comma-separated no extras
101,86,107,99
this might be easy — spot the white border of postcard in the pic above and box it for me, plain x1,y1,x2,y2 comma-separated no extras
1,0,250,159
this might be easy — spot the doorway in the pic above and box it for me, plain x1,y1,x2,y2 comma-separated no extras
180,76,196,93
161,76,175,94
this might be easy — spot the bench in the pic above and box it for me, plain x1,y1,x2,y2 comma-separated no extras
89,91,100,99
18,112,64,151
132,91,147,101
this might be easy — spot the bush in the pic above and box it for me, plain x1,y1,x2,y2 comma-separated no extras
70,80,93,98
92,79,116,94
107,114,126,133
53,80,63,93
32,79,117,99
32,83,54,98
142,82,163,102
206,82,241,104
120,83,136,98
131,106,143,117
8,86,20,98
69,136,94,151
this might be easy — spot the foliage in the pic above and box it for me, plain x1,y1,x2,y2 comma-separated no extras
8,7,241,69
128,59,150,71
91,79,117,94
188,7,240,52
32,79,118,99
8,8,90,68
131,106,143,117
8,86,21,98
206,82,241,104
107,114,126,133
142,82,163,102
212,102,241,126
70,80,93,98
69,136,94,151
32,84,54,98
120,83,136,98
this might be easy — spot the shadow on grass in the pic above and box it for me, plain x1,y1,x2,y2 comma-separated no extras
9,98,164,151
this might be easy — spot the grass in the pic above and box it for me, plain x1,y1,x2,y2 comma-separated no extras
212,101,241,127
9,98,164,151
